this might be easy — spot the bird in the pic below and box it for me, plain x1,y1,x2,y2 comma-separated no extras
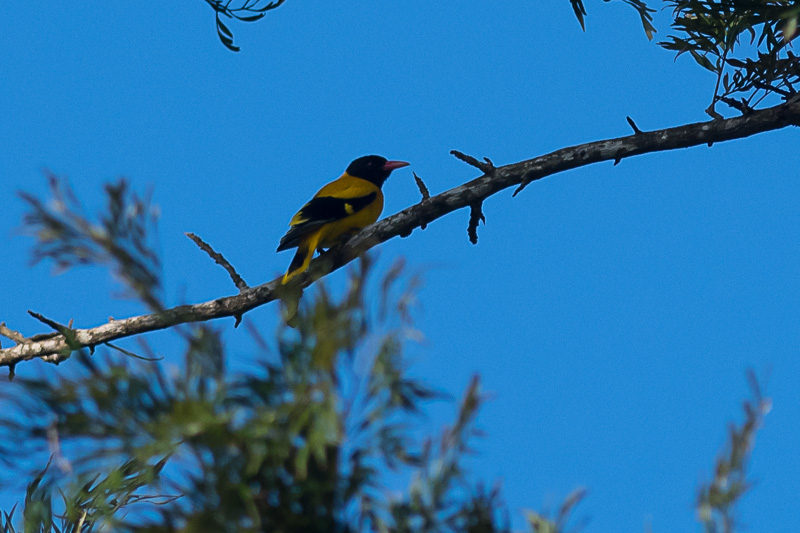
277,155,410,283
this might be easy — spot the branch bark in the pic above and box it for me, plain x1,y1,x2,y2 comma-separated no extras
2,100,799,369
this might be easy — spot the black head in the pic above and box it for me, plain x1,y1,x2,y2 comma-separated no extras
346,155,409,187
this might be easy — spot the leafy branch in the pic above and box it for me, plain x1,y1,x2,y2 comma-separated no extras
0,260,518,532
19,175,162,311
660,0,799,115
204,0,287,51
570,0,800,116
697,371,772,533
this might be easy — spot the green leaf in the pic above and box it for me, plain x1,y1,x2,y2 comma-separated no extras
570,0,587,31
690,49,717,72
784,16,798,42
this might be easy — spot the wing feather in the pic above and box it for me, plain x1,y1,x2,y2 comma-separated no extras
277,191,378,251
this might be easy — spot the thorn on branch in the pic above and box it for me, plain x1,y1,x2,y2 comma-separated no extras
450,150,496,174
468,201,486,245
27,311,81,350
613,157,622,166
7,363,15,382
0,322,27,345
234,314,243,328
186,232,249,292
626,116,644,134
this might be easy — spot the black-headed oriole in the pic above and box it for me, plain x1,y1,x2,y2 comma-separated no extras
277,155,410,283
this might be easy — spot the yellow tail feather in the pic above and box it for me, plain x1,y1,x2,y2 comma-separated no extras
282,230,322,284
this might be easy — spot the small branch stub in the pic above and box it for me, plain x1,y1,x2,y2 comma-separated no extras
706,103,724,120
468,201,486,245
450,150,496,174
513,169,541,197
28,312,71,336
413,172,430,201
186,232,249,292
413,172,431,230
28,311,81,350
0,323,27,345
626,116,644,134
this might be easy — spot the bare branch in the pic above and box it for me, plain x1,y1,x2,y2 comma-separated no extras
513,99,800,195
185,232,249,292
2,99,800,369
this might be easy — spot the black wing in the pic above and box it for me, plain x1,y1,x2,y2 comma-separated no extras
277,193,377,251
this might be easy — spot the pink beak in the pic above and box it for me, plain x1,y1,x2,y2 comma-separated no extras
383,160,410,172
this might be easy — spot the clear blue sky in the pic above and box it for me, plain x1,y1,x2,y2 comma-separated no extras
2,2,799,531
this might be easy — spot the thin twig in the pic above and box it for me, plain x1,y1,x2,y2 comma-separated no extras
707,48,729,120
413,172,431,230
27,311,73,338
186,232,249,292
105,341,163,361
0,322,27,345
450,150,496,174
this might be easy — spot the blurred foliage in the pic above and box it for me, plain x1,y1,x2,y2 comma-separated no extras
571,0,799,115
0,249,564,532
697,371,772,533
19,174,163,311
524,488,587,533
6,174,771,532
